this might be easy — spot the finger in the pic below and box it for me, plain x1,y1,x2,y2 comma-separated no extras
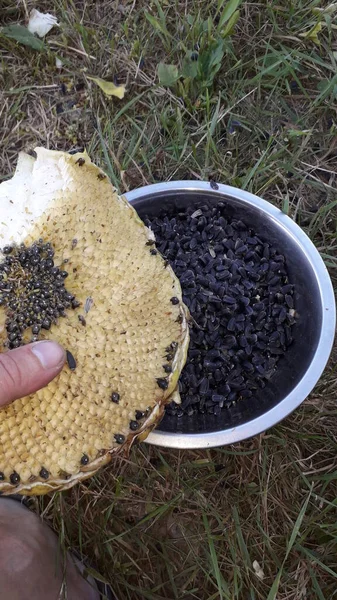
0,342,66,407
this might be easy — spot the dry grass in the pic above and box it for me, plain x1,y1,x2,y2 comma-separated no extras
1,0,337,598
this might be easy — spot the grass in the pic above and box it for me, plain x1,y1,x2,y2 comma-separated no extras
1,0,337,598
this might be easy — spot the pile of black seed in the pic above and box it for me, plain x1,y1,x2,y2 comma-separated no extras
0,240,80,349
145,203,296,417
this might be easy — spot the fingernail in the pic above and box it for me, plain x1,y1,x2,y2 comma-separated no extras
31,341,65,370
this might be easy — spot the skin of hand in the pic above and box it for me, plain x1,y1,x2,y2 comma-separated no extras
0,341,65,406
0,344,100,599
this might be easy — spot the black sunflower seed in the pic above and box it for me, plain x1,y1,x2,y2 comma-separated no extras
285,294,294,308
199,377,209,395
212,394,225,403
223,335,236,349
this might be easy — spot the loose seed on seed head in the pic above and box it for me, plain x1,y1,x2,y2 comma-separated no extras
165,341,178,354
39,468,49,480
41,318,51,330
75,158,85,166
130,420,139,431
81,454,89,465
78,315,86,326
170,297,179,305
163,364,172,373
135,410,144,420
63,292,74,302
156,377,169,390
84,297,94,314
111,392,120,403
71,239,78,250
66,350,77,371
10,340,20,349
0,472,4,481
150,249,158,255
114,434,125,444
10,472,20,485
146,240,156,246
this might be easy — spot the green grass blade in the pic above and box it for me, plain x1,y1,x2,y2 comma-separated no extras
217,0,241,30
267,488,313,599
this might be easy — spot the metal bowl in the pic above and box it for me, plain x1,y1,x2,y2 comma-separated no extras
125,182,336,449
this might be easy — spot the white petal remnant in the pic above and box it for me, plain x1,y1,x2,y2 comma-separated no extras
253,560,265,581
28,9,59,38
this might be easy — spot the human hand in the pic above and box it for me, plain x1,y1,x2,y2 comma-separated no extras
0,342,65,407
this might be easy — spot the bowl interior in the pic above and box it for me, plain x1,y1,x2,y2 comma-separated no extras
131,189,322,435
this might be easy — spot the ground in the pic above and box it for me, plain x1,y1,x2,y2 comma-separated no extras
1,1,337,598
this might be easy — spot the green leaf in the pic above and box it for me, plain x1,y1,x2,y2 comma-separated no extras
203,513,231,598
153,0,167,25
218,0,241,30
312,3,337,15
299,21,322,45
197,40,225,87
83,566,110,585
180,55,198,79
316,77,337,99
201,17,212,33
145,12,170,39
222,9,240,37
287,128,312,137
1,24,45,51
157,63,179,87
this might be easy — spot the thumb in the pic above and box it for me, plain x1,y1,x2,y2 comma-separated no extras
0,341,66,407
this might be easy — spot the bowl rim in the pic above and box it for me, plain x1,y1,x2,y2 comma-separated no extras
125,181,336,449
